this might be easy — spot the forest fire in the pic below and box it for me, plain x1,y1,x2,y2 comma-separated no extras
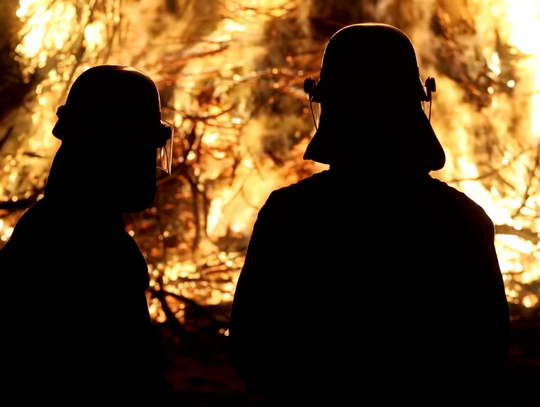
0,0,539,330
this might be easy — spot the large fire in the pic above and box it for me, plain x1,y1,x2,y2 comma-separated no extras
0,0,539,326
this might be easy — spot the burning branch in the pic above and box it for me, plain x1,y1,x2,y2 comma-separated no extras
496,225,539,246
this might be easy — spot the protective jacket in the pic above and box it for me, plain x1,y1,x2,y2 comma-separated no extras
230,169,510,406
0,190,163,405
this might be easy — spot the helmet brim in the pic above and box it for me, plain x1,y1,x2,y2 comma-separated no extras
303,106,446,172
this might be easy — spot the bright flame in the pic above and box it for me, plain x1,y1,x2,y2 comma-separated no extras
502,0,540,138
1,0,539,319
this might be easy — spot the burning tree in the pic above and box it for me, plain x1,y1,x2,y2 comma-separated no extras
0,0,539,333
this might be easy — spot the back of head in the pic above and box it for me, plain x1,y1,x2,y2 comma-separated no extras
53,65,162,144
303,23,445,172
314,23,426,106
48,65,167,213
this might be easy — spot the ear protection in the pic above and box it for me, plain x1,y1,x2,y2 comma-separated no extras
56,105,67,118
424,77,436,100
423,77,436,121
304,77,318,98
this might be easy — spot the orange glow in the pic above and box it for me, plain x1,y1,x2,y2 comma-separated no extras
0,0,538,319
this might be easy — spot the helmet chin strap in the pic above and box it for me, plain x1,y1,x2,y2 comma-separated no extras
309,97,319,130
304,77,319,130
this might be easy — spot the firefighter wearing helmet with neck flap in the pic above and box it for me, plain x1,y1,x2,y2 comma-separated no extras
230,23,509,406
303,23,443,173
0,65,172,405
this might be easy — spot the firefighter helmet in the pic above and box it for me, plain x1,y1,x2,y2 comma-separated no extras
53,65,174,174
303,23,444,172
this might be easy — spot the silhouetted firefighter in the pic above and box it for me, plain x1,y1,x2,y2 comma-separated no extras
230,23,510,406
0,65,173,405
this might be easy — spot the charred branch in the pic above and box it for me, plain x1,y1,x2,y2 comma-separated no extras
495,224,539,245
514,143,540,217
0,188,44,211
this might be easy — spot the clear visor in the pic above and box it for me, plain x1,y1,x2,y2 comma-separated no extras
157,120,174,174
309,97,322,130
421,82,433,121
421,99,433,121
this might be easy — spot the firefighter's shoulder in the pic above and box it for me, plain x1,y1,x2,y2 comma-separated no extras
262,170,331,207
427,176,495,232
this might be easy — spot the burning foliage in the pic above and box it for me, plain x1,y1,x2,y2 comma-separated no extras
0,0,539,333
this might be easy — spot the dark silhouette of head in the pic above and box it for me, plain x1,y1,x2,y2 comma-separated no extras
303,23,445,173
48,65,169,213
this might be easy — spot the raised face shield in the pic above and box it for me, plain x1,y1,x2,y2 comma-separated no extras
156,120,174,174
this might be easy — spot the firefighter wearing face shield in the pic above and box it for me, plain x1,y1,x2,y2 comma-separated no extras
0,65,172,405
230,24,510,406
